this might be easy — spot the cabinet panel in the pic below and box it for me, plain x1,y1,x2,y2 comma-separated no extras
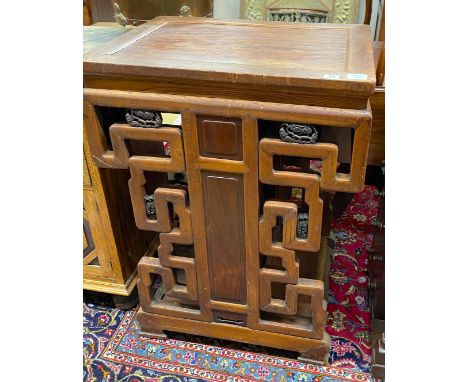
202,172,246,303
83,189,114,279
197,116,243,160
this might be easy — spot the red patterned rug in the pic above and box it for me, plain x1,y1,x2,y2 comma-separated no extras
84,185,380,382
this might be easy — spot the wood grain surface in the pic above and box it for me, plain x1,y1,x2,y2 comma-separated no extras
84,17,376,97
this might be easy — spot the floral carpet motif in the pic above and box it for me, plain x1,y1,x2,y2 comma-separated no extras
84,186,380,382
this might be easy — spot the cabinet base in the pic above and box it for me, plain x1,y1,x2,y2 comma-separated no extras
83,269,138,296
137,308,330,364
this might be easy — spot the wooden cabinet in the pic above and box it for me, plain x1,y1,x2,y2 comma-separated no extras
83,129,157,296
83,17,375,363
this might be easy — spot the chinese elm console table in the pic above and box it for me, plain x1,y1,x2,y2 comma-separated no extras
83,16,375,363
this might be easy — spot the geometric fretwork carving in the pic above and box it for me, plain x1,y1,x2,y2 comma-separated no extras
260,138,324,252
95,123,185,170
260,137,366,193
257,116,369,345
137,188,198,307
259,200,326,339
258,138,330,340
93,123,186,232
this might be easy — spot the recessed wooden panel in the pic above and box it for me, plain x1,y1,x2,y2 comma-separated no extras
202,172,246,303
197,115,242,160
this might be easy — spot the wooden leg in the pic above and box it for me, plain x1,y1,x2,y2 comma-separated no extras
112,288,139,310
316,235,334,300
137,309,168,339
298,333,331,365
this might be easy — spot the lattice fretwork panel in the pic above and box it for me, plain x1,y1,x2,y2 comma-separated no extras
84,88,371,360
83,95,200,318
257,110,371,339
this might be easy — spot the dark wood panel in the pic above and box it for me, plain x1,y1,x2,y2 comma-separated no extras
369,191,385,320
197,115,242,160
368,88,385,165
202,172,246,303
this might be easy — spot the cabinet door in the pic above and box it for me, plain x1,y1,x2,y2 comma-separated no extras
83,189,114,279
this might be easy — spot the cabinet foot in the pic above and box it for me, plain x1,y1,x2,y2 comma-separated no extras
137,309,167,339
298,333,331,365
112,288,139,310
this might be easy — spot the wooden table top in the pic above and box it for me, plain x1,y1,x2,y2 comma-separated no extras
84,17,376,96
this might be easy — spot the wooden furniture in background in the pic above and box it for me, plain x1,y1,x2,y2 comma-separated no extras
83,17,375,363
367,9,385,165
113,0,213,26
376,2,385,86
83,128,157,298
83,0,93,25
368,87,384,165
369,180,385,379
86,0,213,26
88,0,115,23
83,25,158,304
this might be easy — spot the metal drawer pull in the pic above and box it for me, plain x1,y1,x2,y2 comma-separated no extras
217,317,244,326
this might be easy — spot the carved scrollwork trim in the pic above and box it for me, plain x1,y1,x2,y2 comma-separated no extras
125,109,163,128
279,123,318,144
